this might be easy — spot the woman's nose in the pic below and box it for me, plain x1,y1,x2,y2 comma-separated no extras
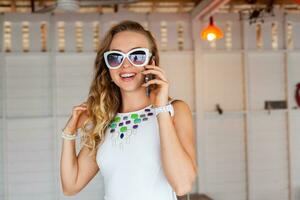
121,57,131,68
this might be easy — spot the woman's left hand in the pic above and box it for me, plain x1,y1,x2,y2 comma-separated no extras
142,60,169,107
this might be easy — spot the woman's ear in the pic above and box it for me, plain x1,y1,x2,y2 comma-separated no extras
151,56,156,64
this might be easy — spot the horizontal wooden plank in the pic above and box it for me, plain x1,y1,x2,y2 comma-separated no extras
7,162,53,173
7,150,53,162
7,89,50,98
209,192,246,200
249,189,289,200
6,98,52,117
56,78,91,87
206,182,246,195
9,194,54,200
206,170,246,183
8,171,54,183
203,54,244,111
249,169,288,182
204,152,245,163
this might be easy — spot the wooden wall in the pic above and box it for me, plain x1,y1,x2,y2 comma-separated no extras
0,12,195,200
193,9,300,200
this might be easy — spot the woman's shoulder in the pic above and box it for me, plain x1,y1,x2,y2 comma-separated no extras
168,98,186,106
168,98,191,117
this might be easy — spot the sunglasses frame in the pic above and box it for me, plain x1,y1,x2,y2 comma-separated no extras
104,47,152,69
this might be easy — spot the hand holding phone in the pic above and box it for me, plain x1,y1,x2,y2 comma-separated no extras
145,56,156,97
145,74,155,97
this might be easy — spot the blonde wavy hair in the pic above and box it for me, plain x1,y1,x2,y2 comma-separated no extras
80,20,171,157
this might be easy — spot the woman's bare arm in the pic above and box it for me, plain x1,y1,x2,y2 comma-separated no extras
157,100,197,196
60,141,99,195
60,103,100,196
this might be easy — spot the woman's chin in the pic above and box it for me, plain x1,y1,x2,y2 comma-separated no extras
119,84,144,93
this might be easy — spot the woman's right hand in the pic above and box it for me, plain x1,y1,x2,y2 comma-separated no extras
63,102,89,134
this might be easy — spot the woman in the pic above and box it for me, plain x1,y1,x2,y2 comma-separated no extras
60,20,197,200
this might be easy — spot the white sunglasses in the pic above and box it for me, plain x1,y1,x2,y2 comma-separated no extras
104,47,152,69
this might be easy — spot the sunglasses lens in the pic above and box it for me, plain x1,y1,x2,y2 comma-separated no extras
129,50,147,65
107,53,123,68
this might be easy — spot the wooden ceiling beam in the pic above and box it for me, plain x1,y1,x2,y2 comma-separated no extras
11,0,16,12
229,0,297,4
143,0,199,3
38,0,45,7
191,0,231,20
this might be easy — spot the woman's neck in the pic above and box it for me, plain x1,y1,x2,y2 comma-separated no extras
119,88,151,113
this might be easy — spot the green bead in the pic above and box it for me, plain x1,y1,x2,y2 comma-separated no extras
110,123,117,129
134,118,141,124
131,113,138,119
120,126,127,132
114,116,121,122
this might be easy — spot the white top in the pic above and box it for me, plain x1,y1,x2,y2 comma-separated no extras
96,99,178,200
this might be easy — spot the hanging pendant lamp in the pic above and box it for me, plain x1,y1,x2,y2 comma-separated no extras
201,16,223,41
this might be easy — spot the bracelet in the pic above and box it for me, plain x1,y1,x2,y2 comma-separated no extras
61,129,78,140
153,103,174,117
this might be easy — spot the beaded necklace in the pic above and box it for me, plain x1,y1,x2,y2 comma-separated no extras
108,104,154,150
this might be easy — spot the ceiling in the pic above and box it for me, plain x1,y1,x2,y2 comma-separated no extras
0,0,200,13
0,0,299,14
222,0,300,13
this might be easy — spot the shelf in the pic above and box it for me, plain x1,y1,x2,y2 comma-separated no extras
205,110,246,116
290,109,300,114
0,50,195,55
248,109,289,115
1,51,52,56
1,51,97,56
3,49,299,58
204,109,293,116
201,49,300,54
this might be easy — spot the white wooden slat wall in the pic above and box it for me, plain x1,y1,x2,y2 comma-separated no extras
4,51,55,200
289,52,300,200
290,111,300,200
160,51,195,110
246,52,289,200
204,114,246,200
202,53,244,111
248,113,289,200
6,118,55,200
55,54,94,115
0,10,5,197
4,14,51,53
55,54,104,200
0,118,3,200
0,52,4,200
0,12,195,200
194,9,300,200
0,137,3,199
288,53,300,109
6,54,52,117
247,53,285,110
148,13,193,51
201,53,246,200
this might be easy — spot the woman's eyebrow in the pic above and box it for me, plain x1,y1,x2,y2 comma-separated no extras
110,47,143,52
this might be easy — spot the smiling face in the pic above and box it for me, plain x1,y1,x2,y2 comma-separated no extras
108,31,152,93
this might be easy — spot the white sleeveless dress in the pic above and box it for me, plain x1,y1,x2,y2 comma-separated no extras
96,99,178,200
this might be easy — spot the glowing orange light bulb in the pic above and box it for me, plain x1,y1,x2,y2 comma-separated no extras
201,16,223,41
